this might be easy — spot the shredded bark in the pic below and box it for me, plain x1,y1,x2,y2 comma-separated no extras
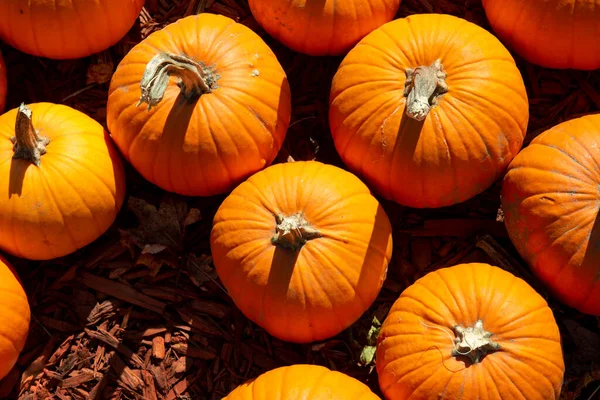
0,1,599,399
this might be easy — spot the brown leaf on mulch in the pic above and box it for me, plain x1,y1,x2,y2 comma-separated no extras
1,0,599,399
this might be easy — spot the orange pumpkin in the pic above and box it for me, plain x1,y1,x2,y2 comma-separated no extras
224,364,381,399
502,115,600,315
210,161,393,343
107,14,291,197
329,13,529,208
0,255,30,380
376,263,565,400
482,0,600,70
248,0,402,56
0,0,144,60
0,103,126,260
0,50,6,113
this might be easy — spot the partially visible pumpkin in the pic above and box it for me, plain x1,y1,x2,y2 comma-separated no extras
224,364,381,399
329,13,529,208
482,0,600,70
502,115,600,315
0,0,144,60
0,50,6,113
107,13,291,196
0,255,30,380
210,161,393,343
0,103,126,260
248,0,402,56
376,263,565,400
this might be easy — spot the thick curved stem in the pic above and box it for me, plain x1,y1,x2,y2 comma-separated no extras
271,212,322,252
403,59,448,121
10,103,49,167
451,319,501,364
137,52,219,111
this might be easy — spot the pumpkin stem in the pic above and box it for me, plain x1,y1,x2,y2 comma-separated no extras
451,319,501,364
403,59,448,121
137,52,220,111
271,212,322,252
10,103,50,167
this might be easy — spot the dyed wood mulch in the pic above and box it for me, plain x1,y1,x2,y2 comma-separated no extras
1,1,599,399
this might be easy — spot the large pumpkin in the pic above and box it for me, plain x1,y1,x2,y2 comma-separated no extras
482,0,600,70
224,364,381,399
107,13,291,197
248,0,402,56
329,13,529,208
0,255,30,380
502,115,600,315
0,103,126,260
376,263,565,400
0,0,144,60
0,50,6,113
210,161,393,343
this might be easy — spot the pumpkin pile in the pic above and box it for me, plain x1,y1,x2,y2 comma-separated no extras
0,1,598,399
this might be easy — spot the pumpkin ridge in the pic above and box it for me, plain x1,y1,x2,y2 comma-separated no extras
52,152,119,197
447,85,526,132
305,243,362,307
44,161,103,230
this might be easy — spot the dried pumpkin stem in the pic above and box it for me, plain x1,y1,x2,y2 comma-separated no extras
403,59,448,121
451,319,501,364
10,103,50,167
137,52,220,111
272,212,322,252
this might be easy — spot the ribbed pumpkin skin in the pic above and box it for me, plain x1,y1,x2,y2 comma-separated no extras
248,0,402,56
0,103,126,260
329,14,529,208
224,364,381,399
0,255,30,380
107,14,291,197
0,0,144,60
502,115,600,315
482,0,600,70
210,161,393,343
0,50,6,113
376,263,565,400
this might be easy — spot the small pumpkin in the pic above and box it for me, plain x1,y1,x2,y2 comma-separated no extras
329,13,529,208
248,0,402,56
502,115,600,315
107,14,291,197
482,0,600,70
224,364,381,399
376,263,565,400
210,161,393,343
0,103,126,260
0,0,144,60
0,255,30,380
0,50,6,113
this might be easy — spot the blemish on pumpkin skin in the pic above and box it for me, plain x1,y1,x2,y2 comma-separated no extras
247,106,267,129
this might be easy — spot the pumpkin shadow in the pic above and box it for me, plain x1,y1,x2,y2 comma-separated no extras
573,209,600,313
7,158,27,197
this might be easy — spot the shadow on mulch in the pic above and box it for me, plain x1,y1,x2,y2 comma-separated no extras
1,1,599,399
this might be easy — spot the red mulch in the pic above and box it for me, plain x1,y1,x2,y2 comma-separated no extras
1,0,599,399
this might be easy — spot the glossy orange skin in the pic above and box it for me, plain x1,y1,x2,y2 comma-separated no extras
0,0,144,60
329,14,529,208
502,115,600,315
248,0,401,56
482,0,600,70
224,364,381,399
0,50,6,113
376,263,565,400
210,161,393,343
107,14,292,197
0,255,30,380
0,103,126,260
